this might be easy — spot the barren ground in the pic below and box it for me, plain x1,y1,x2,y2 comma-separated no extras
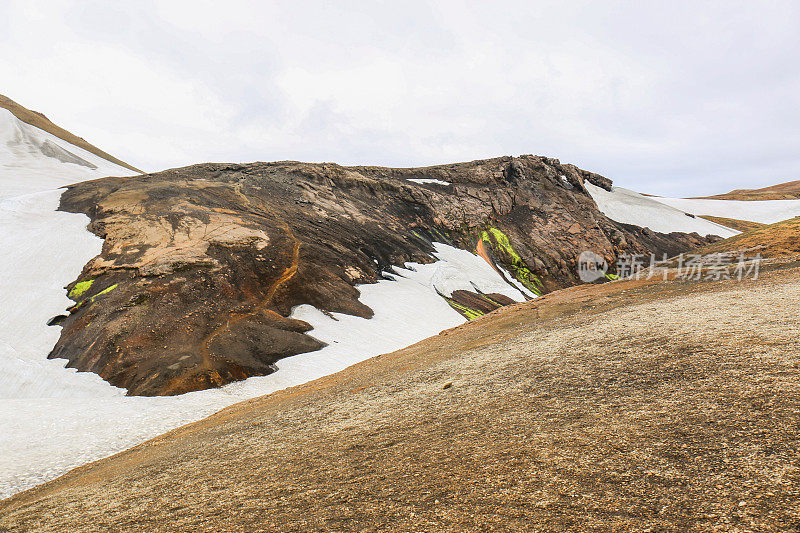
2,266,800,532
691,180,800,201
697,217,800,259
698,215,766,233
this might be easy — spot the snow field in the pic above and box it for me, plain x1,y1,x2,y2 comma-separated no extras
649,196,800,225
585,183,740,238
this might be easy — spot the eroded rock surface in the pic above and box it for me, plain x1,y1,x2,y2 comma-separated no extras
51,156,717,395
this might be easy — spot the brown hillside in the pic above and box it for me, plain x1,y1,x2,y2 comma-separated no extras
0,94,142,174
696,216,800,259
693,180,800,201
50,157,711,397
2,265,799,532
697,215,766,233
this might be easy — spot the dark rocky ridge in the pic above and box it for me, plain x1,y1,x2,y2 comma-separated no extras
51,155,718,396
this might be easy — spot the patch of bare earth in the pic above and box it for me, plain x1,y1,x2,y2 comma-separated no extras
2,267,800,532
698,215,767,233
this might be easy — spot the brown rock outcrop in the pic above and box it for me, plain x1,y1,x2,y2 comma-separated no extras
50,156,719,395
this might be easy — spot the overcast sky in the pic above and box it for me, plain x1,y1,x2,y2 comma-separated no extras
2,0,798,196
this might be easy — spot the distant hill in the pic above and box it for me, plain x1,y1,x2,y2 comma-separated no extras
0,93,141,174
692,180,800,200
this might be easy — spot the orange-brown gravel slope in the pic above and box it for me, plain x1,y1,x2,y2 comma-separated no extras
2,265,800,532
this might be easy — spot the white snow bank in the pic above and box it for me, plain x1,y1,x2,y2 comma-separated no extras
0,191,113,399
0,108,132,200
585,182,739,238
407,178,450,186
427,244,531,300
648,196,800,225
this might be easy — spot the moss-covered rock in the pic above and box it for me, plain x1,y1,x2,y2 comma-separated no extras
479,226,544,296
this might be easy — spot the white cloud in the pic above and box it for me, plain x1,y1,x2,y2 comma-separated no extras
1,0,798,195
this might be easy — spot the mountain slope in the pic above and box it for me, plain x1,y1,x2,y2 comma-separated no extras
695,216,800,259
697,215,767,233
692,179,800,200
0,94,141,174
3,264,798,531
49,156,715,396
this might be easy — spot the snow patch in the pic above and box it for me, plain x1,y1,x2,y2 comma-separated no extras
0,191,113,399
0,108,133,200
585,182,739,238
407,178,450,186
648,196,800,225
427,244,528,300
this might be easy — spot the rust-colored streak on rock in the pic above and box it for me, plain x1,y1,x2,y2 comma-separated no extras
474,237,500,276
168,224,302,396
203,223,300,356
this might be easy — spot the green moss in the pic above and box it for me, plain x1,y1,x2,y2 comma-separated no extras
481,227,522,263
70,283,119,312
443,297,485,320
68,279,94,300
431,227,452,245
480,226,543,296
476,293,504,307
93,284,118,298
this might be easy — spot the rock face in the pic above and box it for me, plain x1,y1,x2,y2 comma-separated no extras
51,155,716,396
